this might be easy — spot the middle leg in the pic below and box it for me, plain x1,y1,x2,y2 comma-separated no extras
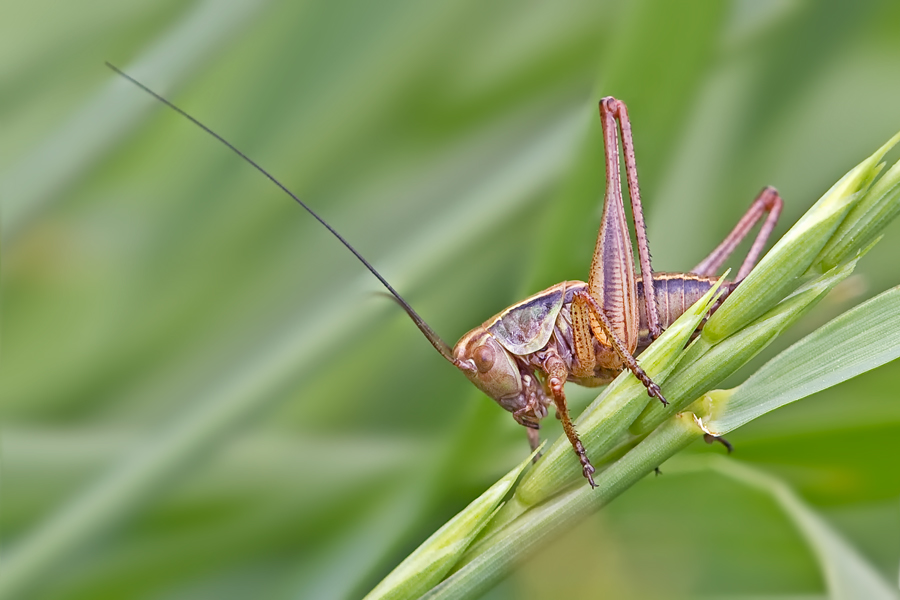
573,289,667,405
542,349,596,487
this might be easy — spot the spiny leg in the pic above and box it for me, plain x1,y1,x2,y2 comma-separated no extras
543,350,596,487
601,97,662,341
573,97,662,381
704,433,734,453
578,97,641,365
573,289,667,405
692,186,784,282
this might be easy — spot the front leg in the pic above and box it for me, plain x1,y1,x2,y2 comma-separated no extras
510,372,549,461
526,427,542,461
542,349,597,488
510,410,543,463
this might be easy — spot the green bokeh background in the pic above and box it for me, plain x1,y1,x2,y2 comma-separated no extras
3,0,900,598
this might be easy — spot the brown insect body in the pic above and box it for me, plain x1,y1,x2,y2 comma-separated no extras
453,274,719,436
453,98,782,487
110,64,781,489
635,273,723,352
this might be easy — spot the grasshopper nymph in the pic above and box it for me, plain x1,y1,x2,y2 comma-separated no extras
110,65,781,487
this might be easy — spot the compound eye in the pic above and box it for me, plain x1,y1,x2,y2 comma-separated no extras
473,344,495,373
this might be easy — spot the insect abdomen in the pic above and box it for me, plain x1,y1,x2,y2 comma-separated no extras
636,273,720,350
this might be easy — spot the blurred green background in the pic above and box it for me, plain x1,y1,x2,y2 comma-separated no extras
3,0,900,598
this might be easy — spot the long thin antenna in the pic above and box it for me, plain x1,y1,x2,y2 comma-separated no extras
106,62,455,363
